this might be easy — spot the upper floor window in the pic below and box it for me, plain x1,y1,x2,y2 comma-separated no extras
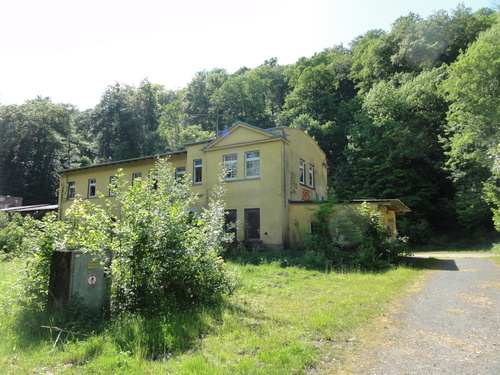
175,167,186,181
193,159,202,184
245,151,260,179
308,164,315,188
109,176,117,196
132,172,142,185
67,181,76,200
299,159,306,185
223,154,237,180
88,178,97,198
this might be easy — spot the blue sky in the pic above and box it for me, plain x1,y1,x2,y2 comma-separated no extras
0,0,497,110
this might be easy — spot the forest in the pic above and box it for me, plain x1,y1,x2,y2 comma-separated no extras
0,5,498,246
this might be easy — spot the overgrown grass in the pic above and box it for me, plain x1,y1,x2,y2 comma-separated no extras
0,255,423,374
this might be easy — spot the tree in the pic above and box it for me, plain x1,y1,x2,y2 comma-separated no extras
335,68,456,243
349,7,496,93
441,20,500,229
91,80,169,162
184,69,230,133
280,46,355,125
211,70,271,128
0,97,74,204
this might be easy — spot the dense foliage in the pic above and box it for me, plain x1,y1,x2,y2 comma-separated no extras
293,195,410,270
1,5,499,242
16,159,236,314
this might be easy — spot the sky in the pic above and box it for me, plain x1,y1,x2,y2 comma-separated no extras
0,0,497,110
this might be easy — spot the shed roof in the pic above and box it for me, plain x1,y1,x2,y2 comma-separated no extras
350,199,411,215
0,204,58,213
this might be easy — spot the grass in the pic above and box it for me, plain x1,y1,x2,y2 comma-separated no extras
0,255,425,374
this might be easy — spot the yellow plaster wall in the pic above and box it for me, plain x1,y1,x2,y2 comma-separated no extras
288,203,321,243
283,128,328,202
200,133,286,246
347,202,398,234
288,201,401,247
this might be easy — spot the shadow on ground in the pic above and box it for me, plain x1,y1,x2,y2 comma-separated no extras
404,257,459,271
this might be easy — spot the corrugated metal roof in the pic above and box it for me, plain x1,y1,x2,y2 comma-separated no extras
0,204,58,213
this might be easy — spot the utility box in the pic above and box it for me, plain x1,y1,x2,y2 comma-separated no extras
48,249,110,312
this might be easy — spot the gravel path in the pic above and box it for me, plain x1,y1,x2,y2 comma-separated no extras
352,254,500,375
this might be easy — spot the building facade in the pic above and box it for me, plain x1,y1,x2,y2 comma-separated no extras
58,122,329,249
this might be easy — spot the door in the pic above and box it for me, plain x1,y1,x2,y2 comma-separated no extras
244,208,260,240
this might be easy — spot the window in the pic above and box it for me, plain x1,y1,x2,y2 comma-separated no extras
67,181,76,200
88,178,96,198
225,209,237,236
193,159,202,184
223,154,237,180
109,176,117,196
299,159,306,184
244,208,260,240
308,164,315,187
132,172,142,185
310,221,320,235
175,167,186,181
149,171,158,189
245,151,260,178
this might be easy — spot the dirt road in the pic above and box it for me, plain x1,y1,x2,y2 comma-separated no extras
350,254,500,375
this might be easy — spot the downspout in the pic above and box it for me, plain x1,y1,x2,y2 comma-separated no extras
57,173,64,220
283,134,288,248
283,139,287,207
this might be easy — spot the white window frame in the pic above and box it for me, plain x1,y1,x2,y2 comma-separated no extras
175,167,186,181
245,151,260,179
223,154,238,180
67,181,76,200
193,159,202,184
308,164,315,188
88,178,97,198
299,159,306,185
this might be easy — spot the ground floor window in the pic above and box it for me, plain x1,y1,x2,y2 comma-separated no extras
225,209,237,237
244,208,260,240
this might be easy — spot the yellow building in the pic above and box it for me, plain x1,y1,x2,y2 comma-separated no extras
58,122,329,249
58,122,410,248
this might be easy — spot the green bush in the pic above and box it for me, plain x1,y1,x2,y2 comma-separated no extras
0,212,26,255
20,158,237,315
110,159,237,313
296,199,410,271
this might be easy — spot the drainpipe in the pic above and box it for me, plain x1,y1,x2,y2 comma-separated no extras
282,134,288,247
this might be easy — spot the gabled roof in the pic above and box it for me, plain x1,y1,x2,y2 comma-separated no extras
201,121,286,151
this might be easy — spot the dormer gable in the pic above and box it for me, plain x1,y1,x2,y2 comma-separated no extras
201,121,287,151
